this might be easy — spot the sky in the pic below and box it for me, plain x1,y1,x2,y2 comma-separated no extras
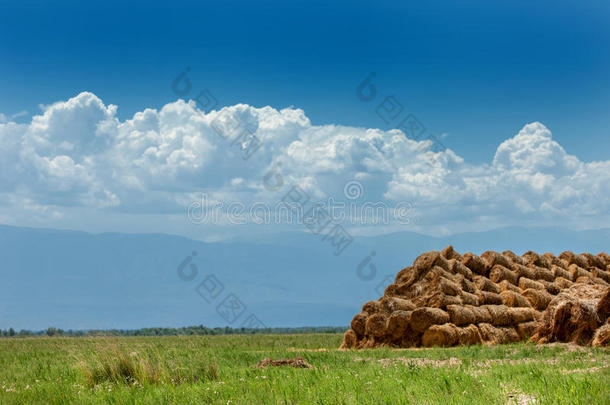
1,0,609,240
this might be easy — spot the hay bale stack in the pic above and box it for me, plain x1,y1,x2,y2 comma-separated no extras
341,248,609,349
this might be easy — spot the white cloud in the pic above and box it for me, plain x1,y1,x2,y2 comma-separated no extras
0,92,608,236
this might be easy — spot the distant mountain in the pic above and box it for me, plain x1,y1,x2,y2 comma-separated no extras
0,224,608,330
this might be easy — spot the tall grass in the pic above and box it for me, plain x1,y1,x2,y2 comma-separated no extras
77,346,218,387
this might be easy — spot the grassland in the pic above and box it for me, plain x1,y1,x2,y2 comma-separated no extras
0,334,608,404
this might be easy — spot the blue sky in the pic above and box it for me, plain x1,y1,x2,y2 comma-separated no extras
2,0,609,163
0,0,609,239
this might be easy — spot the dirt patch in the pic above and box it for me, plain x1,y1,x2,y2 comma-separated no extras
255,357,313,369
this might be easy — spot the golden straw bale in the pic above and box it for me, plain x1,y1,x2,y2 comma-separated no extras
441,245,461,260
498,280,522,293
410,307,451,333
394,266,412,284
543,252,565,269
551,265,571,281
517,321,538,340
350,313,367,337
511,263,537,280
500,291,531,308
489,265,518,285
439,277,461,296
500,327,521,343
596,287,610,321
522,288,553,310
467,305,493,324
522,251,550,269
591,268,610,284
340,329,358,349
452,261,474,280
580,253,606,269
509,307,538,323
462,253,489,276
474,276,500,294
427,292,462,308
399,327,422,348
555,277,573,290
539,280,561,295
569,264,593,282
483,305,512,326
478,323,505,344
597,252,610,267
379,297,416,313
503,250,523,265
460,290,480,306
422,323,458,347
365,313,388,337
519,277,544,291
455,274,476,294
387,310,411,340
535,266,555,282
482,251,513,270
362,300,381,315
476,290,503,305
457,324,482,345
591,322,610,347
446,304,476,325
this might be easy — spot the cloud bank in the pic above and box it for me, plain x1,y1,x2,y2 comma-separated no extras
0,92,608,237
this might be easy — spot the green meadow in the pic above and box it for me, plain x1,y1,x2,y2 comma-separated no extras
0,334,608,404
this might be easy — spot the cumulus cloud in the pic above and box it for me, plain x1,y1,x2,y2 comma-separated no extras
0,92,608,235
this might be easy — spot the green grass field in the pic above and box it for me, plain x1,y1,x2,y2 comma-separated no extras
0,334,608,404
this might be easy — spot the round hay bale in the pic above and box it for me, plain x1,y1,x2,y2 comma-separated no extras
483,305,512,326
580,253,606,269
439,277,461,296
516,321,538,340
467,305,493,323
434,255,452,272
383,283,400,297
365,313,388,337
474,276,501,294
555,277,573,290
551,265,571,280
597,252,610,267
414,251,441,273
509,307,537,323
500,326,521,343
596,287,610,321
380,297,416,313
455,274,476,294
489,265,518,285
478,323,504,344
457,324,482,345
476,290,503,305
387,310,411,339
539,280,561,295
500,291,531,308
452,261,474,280
340,329,358,349
522,251,550,269
522,288,552,310
351,313,367,337
503,250,524,265
519,277,545,291
362,300,381,315
441,245,461,260
543,252,565,268
591,268,610,284
591,322,610,347
422,323,458,347
446,304,476,325
410,307,450,333
511,263,537,280
460,290,480,306
482,251,513,270
394,266,412,284
498,280,521,293
571,254,590,270
462,253,489,275
400,326,422,347
427,292,462,308
535,266,555,282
